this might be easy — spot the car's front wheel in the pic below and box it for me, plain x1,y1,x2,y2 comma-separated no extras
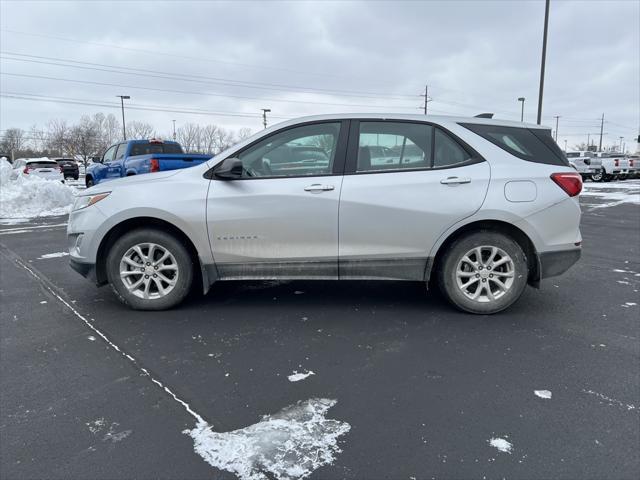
106,229,194,310
438,231,528,314
86,176,94,188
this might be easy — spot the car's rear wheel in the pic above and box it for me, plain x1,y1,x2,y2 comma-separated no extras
591,169,604,182
438,231,528,314
106,229,194,310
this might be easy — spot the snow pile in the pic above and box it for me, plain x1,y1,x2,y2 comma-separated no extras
489,437,513,453
184,398,350,480
37,252,70,260
0,158,75,219
534,390,552,399
288,371,315,382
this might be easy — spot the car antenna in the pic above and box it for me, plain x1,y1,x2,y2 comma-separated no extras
474,113,494,118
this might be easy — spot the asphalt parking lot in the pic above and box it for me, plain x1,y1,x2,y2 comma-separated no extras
1,182,639,480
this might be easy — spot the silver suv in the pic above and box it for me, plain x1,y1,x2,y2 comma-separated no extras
68,114,582,314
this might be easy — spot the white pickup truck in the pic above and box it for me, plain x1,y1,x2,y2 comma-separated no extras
566,151,602,180
594,152,630,181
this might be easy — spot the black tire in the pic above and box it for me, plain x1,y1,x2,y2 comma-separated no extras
106,229,194,310
437,231,529,314
591,169,605,182
86,176,94,188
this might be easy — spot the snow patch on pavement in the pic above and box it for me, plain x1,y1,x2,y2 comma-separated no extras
288,370,315,382
583,389,637,411
0,158,77,219
534,390,552,399
37,251,69,260
488,437,513,453
184,398,350,480
581,181,640,209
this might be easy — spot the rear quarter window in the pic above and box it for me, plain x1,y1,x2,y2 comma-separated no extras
460,123,569,167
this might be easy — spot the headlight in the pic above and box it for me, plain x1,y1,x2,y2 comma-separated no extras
72,192,110,211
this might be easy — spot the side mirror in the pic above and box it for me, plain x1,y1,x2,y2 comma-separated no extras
215,158,243,179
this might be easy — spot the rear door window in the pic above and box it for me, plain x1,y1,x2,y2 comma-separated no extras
356,122,432,172
460,123,569,167
434,128,472,167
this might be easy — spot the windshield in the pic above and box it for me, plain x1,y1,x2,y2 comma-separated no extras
27,161,58,168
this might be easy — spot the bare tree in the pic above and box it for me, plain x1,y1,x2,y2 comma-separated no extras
200,124,219,154
126,121,156,140
176,123,202,153
66,116,100,167
0,128,26,161
46,119,69,156
236,127,253,142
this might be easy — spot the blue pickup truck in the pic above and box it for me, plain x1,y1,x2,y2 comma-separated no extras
86,139,211,187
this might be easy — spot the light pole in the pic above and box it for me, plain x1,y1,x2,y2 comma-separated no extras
564,139,567,152
553,115,560,141
536,0,550,125
518,97,525,122
619,136,623,153
117,95,130,140
261,108,271,129
172,120,176,140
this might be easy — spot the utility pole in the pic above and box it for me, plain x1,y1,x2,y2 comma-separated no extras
537,0,550,125
553,115,560,141
518,97,525,122
261,108,271,129
598,113,604,151
421,85,430,115
564,139,567,152
619,136,624,152
172,120,176,140
116,95,130,140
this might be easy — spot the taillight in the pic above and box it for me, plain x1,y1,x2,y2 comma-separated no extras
23,167,30,174
614,159,619,167
551,172,582,197
630,159,634,167
149,158,160,172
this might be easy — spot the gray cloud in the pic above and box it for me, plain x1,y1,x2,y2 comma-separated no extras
1,0,638,150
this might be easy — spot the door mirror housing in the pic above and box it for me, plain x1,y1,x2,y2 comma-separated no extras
215,158,243,179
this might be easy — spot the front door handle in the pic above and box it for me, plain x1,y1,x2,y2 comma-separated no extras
440,176,471,185
304,184,335,193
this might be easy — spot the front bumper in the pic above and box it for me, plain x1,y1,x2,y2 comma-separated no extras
539,248,581,279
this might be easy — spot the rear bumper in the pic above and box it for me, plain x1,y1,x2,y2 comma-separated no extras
539,248,581,279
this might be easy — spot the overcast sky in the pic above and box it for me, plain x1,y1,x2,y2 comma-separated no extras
1,0,638,151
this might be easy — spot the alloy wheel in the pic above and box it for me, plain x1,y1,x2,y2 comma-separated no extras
119,243,179,299
455,246,515,303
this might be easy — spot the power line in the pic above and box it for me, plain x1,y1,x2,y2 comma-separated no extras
0,92,293,120
0,28,358,81
0,51,418,101
0,72,419,109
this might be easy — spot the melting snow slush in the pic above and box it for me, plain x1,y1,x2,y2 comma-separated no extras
184,398,350,480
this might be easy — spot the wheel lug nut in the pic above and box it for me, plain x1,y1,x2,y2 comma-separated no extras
154,266,158,270
487,266,491,270
144,275,149,279
489,274,493,278
476,274,480,278
153,274,157,278
146,262,150,266
482,279,486,282
478,266,483,270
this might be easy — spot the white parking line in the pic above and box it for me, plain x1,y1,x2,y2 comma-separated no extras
5,249,207,426
0,223,68,235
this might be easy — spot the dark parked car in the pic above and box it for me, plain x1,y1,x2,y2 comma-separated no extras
53,158,80,180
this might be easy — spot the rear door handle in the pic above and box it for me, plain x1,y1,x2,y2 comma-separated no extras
440,176,471,185
304,184,335,193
